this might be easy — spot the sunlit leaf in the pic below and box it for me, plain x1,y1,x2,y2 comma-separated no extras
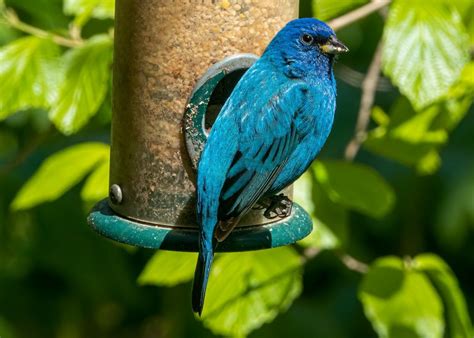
64,0,114,23
138,251,197,287
365,135,441,174
80,155,109,203
49,35,112,135
416,150,442,175
382,0,469,110
390,108,447,144
0,36,60,120
11,143,109,210
432,62,474,131
201,247,302,337
371,106,390,127
359,256,444,338
364,98,456,175
415,254,473,338
312,0,368,21
313,160,395,218
294,171,348,250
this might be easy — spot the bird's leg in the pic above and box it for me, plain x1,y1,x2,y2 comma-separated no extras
263,194,293,219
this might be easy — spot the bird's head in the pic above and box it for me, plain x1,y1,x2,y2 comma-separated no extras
264,18,348,81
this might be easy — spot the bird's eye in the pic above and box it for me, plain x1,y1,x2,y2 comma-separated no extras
300,34,314,45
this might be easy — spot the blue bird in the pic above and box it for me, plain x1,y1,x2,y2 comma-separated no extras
192,18,348,315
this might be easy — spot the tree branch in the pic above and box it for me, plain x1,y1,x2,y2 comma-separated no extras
3,9,83,48
344,40,383,161
328,0,391,31
329,3,388,273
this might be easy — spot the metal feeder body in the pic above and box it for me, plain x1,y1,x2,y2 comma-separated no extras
88,0,312,252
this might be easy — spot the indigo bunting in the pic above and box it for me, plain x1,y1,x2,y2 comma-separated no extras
192,18,348,315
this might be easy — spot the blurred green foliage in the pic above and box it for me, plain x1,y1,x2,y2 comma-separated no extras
0,0,473,337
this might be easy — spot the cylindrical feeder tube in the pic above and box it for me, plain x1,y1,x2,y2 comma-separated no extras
110,0,299,227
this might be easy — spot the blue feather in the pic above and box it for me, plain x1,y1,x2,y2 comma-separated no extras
192,18,347,314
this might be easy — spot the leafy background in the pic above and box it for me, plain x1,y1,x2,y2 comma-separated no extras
0,0,473,337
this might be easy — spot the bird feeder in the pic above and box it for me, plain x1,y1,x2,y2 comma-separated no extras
88,0,312,252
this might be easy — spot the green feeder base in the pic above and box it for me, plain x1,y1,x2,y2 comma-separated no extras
88,199,312,252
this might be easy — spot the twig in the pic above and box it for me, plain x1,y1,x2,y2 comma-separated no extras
68,23,82,42
338,253,369,274
328,0,391,31
344,40,383,161
301,247,369,274
3,9,83,48
302,247,321,262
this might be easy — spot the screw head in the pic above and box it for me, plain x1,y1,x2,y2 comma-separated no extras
109,184,123,204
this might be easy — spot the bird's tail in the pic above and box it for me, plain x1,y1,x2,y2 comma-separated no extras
192,237,214,316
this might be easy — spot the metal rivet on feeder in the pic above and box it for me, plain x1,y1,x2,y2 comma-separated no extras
87,0,312,252
109,184,122,205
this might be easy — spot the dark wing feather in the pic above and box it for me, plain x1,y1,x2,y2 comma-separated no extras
215,84,307,241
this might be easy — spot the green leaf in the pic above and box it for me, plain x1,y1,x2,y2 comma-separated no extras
137,251,197,287
451,0,474,18
468,11,474,47
294,171,348,250
0,21,20,46
49,35,112,135
390,108,447,145
11,142,109,210
432,62,474,131
382,0,469,110
201,247,302,337
80,155,109,203
365,134,442,175
64,0,114,24
313,160,395,218
364,99,450,175
415,254,473,338
416,150,442,175
0,36,60,120
312,0,368,21
359,256,444,338
371,106,390,127
365,71,473,175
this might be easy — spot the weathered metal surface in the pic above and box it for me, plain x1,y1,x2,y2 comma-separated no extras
109,0,299,227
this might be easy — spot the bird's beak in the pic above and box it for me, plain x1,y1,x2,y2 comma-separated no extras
320,35,349,55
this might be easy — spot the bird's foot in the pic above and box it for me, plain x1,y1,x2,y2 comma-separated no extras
263,194,293,219
253,196,272,210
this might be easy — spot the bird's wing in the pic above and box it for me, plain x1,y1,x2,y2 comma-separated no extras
215,83,309,241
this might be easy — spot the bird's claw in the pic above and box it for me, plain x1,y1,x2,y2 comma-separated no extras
252,203,266,210
263,194,293,219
